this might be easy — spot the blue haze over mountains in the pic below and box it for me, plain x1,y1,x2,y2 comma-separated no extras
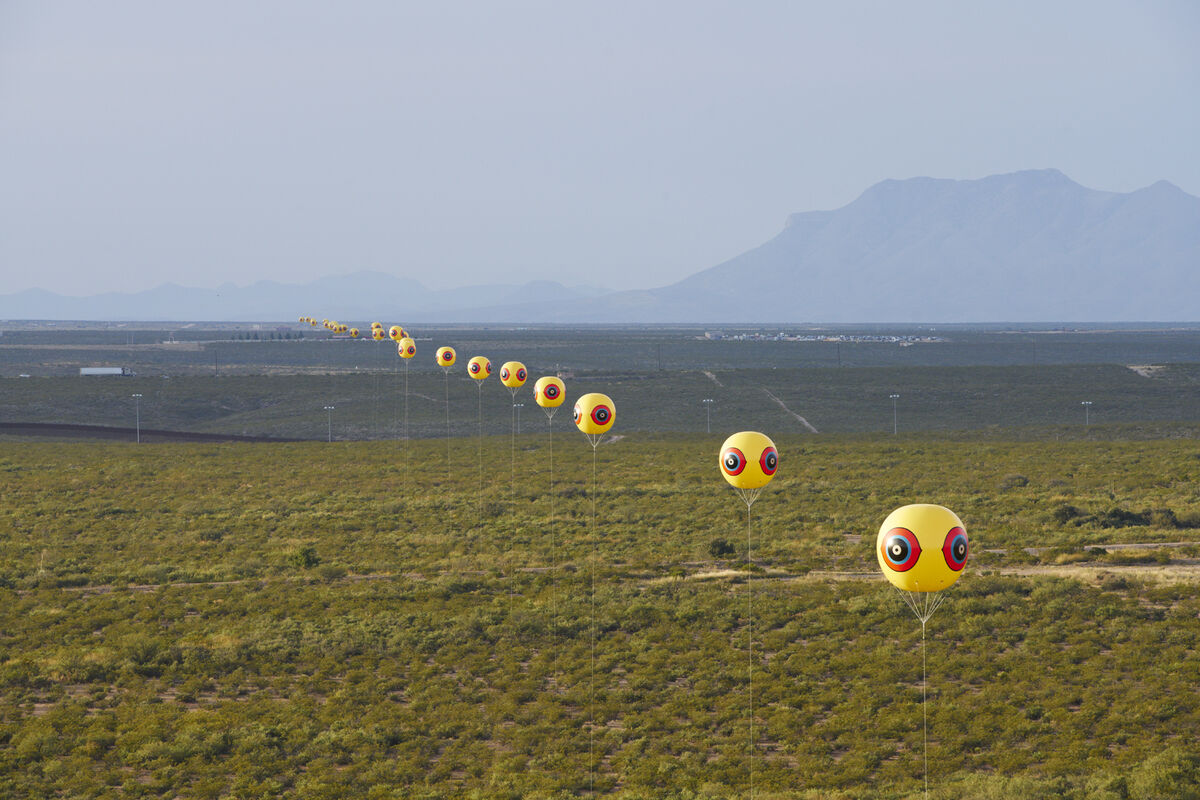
5,170,1197,323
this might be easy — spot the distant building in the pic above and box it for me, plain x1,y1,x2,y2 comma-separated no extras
80,367,134,376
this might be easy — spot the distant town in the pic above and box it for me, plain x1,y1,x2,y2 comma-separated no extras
700,330,947,344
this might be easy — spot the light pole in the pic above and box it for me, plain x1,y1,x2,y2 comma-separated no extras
324,405,335,442
703,398,714,434
131,394,143,443
514,402,524,435
1081,400,1092,426
889,393,900,435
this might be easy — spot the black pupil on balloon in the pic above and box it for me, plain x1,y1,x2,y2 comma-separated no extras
726,454,739,469
518,370,526,380
889,538,909,561
955,540,966,558
547,386,557,397
765,452,776,469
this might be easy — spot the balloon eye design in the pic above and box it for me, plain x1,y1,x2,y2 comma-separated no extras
590,405,611,425
470,363,480,373
485,362,492,374
545,384,559,399
406,346,415,355
441,352,451,361
759,447,778,475
517,368,526,381
573,405,582,424
500,368,509,379
881,528,922,571
721,447,746,476
942,526,968,571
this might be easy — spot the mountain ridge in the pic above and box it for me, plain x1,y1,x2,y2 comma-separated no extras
2,170,1196,323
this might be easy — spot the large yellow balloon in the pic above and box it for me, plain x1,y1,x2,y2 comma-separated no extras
467,356,491,380
719,431,778,490
499,361,527,389
876,504,968,593
389,325,403,341
436,346,456,367
398,337,416,358
573,392,614,435
534,376,565,408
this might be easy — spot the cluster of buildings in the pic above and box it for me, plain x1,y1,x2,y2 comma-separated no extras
701,330,946,344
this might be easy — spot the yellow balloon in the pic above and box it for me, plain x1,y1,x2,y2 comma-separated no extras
372,329,385,341
534,376,565,408
719,431,778,490
436,346,456,367
876,504,968,593
573,392,614,435
398,337,416,358
389,325,403,341
467,356,491,380
371,321,383,330
499,361,527,389
349,328,360,338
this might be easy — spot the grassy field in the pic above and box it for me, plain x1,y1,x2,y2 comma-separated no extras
1,432,1199,798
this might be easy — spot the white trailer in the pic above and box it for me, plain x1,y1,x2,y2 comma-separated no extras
80,367,134,376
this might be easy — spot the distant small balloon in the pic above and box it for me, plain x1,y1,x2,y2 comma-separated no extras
500,361,528,389
719,431,778,491
437,346,457,367
349,328,360,338
389,325,403,341
534,376,565,408
468,356,492,380
398,337,416,358
574,392,615,435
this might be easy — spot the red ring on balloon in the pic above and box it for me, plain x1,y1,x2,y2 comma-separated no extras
942,526,968,571
470,362,480,373
500,368,510,380
881,528,922,572
590,405,611,426
759,447,778,476
517,368,526,381
545,384,559,399
721,447,747,476
485,362,492,374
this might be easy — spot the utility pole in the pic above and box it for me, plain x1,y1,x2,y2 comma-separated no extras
132,394,143,443
889,393,900,435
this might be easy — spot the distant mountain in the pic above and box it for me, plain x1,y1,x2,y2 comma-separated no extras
2,170,1197,322
553,169,1200,323
0,272,609,322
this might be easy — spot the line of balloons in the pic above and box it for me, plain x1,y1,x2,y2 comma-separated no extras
299,316,416,443
304,317,624,786
717,433,968,798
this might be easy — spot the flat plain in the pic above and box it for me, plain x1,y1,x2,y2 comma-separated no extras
1,325,1198,798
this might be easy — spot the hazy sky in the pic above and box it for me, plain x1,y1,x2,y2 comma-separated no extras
2,1,1197,296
